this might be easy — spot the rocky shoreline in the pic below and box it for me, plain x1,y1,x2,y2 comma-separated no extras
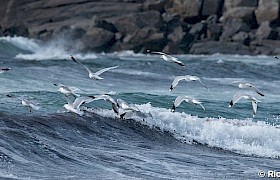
1,0,280,55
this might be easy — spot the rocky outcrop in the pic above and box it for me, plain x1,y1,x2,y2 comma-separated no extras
1,0,280,55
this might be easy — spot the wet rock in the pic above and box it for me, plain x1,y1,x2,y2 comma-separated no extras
3,25,29,37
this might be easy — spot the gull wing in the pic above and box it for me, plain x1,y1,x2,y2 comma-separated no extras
229,92,247,107
73,96,95,109
192,99,205,110
172,96,190,112
186,75,208,89
94,66,119,76
150,51,185,67
251,100,258,117
250,85,265,97
70,55,93,74
170,76,186,91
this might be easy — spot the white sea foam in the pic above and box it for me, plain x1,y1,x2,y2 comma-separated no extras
0,36,97,60
90,103,280,158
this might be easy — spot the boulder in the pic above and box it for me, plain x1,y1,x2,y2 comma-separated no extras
220,7,256,26
223,0,258,11
165,0,202,23
106,11,163,35
201,0,224,17
167,26,185,43
206,15,222,41
220,18,251,40
189,22,207,40
255,21,279,40
232,32,250,45
81,27,115,52
255,0,279,24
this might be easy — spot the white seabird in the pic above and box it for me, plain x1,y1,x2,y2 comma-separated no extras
0,68,11,74
147,50,185,67
171,95,205,112
229,92,260,117
92,94,119,114
6,94,40,112
63,96,95,116
232,81,265,96
54,83,81,97
21,99,40,112
70,55,118,80
170,75,208,91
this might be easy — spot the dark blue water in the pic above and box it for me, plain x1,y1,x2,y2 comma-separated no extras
0,36,280,179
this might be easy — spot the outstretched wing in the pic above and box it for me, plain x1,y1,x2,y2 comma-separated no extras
73,96,95,109
70,55,93,75
229,92,246,107
250,85,265,97
251,100,258,117
170,76,186,91
94,66,119,76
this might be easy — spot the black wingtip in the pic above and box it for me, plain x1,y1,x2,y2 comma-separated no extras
169,86,173,91
70,55,76,62
171,105,176,112
6,94,12,98
257,92,265,97
229,100,233,107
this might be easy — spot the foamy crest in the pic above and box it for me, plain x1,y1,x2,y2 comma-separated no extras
90,103,280,158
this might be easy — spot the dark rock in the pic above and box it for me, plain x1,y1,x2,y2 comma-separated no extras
223,0,258,11
81,27,115,52
220,18,251,40
3,25,29,37
167,26,185,43
189,22,207,40
255,0,279,24
232,32,250,46
256,21,279,40
201,0,224,17
165,0,202,23
189,41,252,54
107,11,163,35
220,7,256,27
163,42,184,54
95,19,118,33
180,33,195,52
206,15,222,41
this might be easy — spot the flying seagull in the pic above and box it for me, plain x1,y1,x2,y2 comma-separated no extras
232,81,265,96
274,56,278,59
63,96,95,116
70,55,118,80
147,50,185,67
171,95,205,112
229,92,260,117
92,94,119,114
170,75,208,91
6,94,40,113
54,83,81,97
0,68,11,74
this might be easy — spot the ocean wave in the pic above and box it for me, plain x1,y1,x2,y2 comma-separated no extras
89,103,280,158
0,36,98,60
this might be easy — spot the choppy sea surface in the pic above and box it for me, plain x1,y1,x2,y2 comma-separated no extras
0,36,280,179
